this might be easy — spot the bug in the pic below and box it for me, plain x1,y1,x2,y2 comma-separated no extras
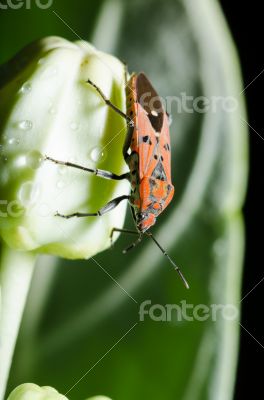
45,70,189,289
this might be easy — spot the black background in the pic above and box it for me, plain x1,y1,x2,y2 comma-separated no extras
220,1,263,398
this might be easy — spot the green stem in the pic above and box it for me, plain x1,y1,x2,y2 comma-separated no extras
0,244,36,400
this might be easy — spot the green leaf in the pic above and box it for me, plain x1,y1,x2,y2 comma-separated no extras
7,0,248,400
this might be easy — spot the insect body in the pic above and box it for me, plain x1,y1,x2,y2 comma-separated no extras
45,71,189,288
124,73,174,233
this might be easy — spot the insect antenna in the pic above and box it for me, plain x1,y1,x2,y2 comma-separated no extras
123,233,143,254
146,232,189,289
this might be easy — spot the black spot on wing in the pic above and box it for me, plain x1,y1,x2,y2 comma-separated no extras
139,135,152,145
167,184,173,194
153,154,164,161
149,178,157,189
151,160,167,181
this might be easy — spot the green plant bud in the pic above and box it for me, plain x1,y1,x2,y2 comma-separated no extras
7,384,113,400
86,397,112,400
7,384,68,400
0,36,128,259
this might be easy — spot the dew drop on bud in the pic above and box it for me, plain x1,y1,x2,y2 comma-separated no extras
49,107,56,115
38,202,51,217
57,180,66,189
58,165,67,175
17,120,33,131
13,155,27,168
7,138,17,145
43,66,57,78
70,121,79,131
18,181,41,207
26,150,44,169
20,82,32,94
89,146,107,163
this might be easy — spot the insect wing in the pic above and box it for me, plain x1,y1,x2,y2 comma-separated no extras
159,113,173,183
136,103,158,179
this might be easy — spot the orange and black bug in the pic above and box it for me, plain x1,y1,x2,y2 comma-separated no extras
45,71,189,289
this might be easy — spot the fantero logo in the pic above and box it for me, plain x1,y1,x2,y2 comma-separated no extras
139,300,239,322
0,0,53,9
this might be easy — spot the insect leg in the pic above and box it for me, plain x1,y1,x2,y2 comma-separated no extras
110,227,138,246
123,233,143,254
45,156,129,181
146,232,189,289
56,195,130,219
87,79,134,127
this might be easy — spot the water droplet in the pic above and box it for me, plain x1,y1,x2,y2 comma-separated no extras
13,155,27,168
43,66,57,78
38,203,51,217
20,82,31,94
70,121,79,131
18,181,41,207
38,58,45,65
7,138,17,145
58,165,67,175
49,106,56,115
57,180,66,189
17,120,33,131
26,150,43,169
89,146,107,163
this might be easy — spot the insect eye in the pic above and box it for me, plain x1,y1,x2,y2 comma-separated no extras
137,212,147,222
